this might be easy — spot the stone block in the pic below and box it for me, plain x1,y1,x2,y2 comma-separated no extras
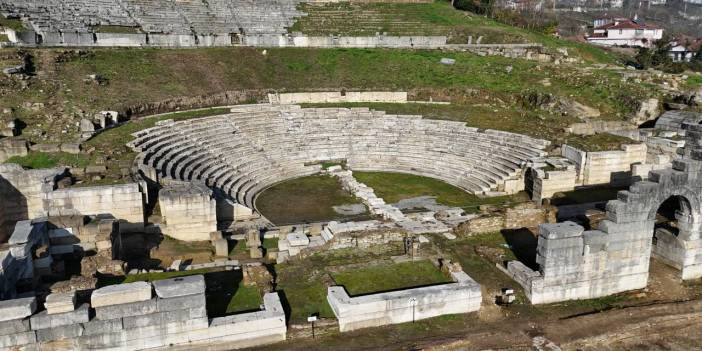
287,232,309,246
0,297,36,322
82,318,123,336
122,308,193,329
44,291,76,314
95,299,157,320
0,331,36,348
35,323,83,342
250,247,263,258
91,281,152,307
540,221,583,239
214,238,229,257
156,293,206,312
0,318,30,336
30,303,89,330
153,275,205,299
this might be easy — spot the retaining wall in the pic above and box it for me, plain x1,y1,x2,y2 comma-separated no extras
562,143,647,186
327,269,481,332
269,91,407,104
44,183,144,224
0,165,63,242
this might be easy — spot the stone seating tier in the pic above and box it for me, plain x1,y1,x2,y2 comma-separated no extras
129,105,549,207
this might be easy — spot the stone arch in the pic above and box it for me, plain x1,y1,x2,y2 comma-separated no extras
506,123,702,303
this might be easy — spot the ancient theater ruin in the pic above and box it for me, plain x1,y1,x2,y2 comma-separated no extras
505,122,702,304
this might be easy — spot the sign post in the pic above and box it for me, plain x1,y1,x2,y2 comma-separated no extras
408,297,418,323
308,315,318,339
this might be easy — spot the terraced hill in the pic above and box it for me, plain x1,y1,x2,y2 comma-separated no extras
290,1,534,44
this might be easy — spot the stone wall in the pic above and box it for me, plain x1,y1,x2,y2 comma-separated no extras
0,164,63,242
562,143,647,186
530,167,578,202
269,91,408,105
455,202,551,236
44,183,144,224
0,275,287,350
327,266,481,332
159,181,217,242
505,123,702,303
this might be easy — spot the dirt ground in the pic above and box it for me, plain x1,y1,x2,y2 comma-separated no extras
248,258,702,351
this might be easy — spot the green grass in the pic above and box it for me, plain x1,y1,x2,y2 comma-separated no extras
290,0,616,64
157,235,214,257
122,267,218,283
256,174,369,225
6,151,90,169
262,238,279,250
0,15,24,32
228,239,248,258
353,171,529,212
686,74,702,89
564,133,638,152
0,34,8,42
2,45,656,147
332,260,451,296
226,283,263,313
291,1,532,44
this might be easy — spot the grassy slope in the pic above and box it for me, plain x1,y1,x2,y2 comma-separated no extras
332,260,451,296
290,0,618,63
256,174,369,225
0,15,24,32
0,42,656,146
354,171,529,212
6,152,90,169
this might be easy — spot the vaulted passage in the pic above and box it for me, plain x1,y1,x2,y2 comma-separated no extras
653,195,693,270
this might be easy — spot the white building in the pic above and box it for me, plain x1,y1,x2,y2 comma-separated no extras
587,18,663,48
669,38,701,62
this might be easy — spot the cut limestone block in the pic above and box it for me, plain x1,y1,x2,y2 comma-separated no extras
153,275,205,299
91,281,152,307
156,293,206,312
35,323,83,342
287,232,309,246
0,318,30,336
30,303,89,330
82,318,123,336
0,331,36,348
214,238,228,257
44,291,76,314
0,297,36,322
122,307,200,329
94,299,157,320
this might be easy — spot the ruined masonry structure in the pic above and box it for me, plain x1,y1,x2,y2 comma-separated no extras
507,123,702,304
0,275,287,350
159,181,217,242
128,104,549,212
328,264,482,332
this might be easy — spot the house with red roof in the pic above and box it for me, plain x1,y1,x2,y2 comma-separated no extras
586,18,663,48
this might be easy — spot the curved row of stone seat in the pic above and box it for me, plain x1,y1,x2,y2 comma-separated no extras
128,104,549,208
0,0,305,35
